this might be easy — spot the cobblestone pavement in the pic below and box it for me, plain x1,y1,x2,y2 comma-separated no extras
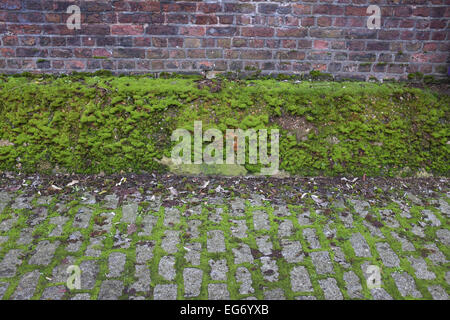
0,173,448,300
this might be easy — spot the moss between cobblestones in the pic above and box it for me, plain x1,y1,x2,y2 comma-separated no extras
0,75,448,177
0,187,449,300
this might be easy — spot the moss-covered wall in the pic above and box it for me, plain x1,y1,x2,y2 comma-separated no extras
0,74,448,176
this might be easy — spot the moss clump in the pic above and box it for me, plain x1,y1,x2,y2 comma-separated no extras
0,75,448,177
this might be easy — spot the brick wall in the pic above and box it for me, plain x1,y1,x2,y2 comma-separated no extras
0,0,449,80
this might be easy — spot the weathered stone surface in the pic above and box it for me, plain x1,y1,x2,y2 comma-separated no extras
331,246,350,269
71,293,91,300
375,242,400,268
232,244,253,264
81,192,96,205
230,220,248,239
85,236,104,257
154,284,178,300
73,207,92,229
438,198,449,216
187,219,201,238
41,286,66,300
338,211,353,228
278,219,293,237
236,267,254,295
0,249,22,278
98,280,124,300
209,207,223,224
29,240,60,266
281,240,304,263
12,197,32,210
295,295,317,300
363,220,384,238
131,264,151,293
136,241,155,263
230,199,245,217
436,229,450,246
422,209,441,227
94,211,115,234
411,224,425,238
0,281,9,299
159,256,176,281
163,207,180,227
0,216,18,232
184,268,203,298
49,216,69,237
297,210,312,225
11,270,40,300
256,236,272,256
29,207,48,227
138,215,158,237
350,233,371,257
263,288,285,300
391,232,415,252
319,278,343,300
0,176,448,301
208,283,230,300
122,203,138,224
303,228,321,249
392,272,422,298
0,192,11,214
344,271,363,299
427,285,448,300
66,231,83,252
260,257,279,282
370,288,393,300
423,243,447,265
290,266,313,292
103,194,119,209
209,259,228,281
273,205,290,217
161,230,180,254
310,251,334,274
107,252,126,278
184,242,201,266
80,260,99,290
253,210,270,231
207,230,226,253
0,235,8,244
350,199,370,217
408,256,435,280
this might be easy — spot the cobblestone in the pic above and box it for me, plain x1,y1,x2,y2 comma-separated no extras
209,259,228,281
319,278,343,300
290,266,313,293
350,233,371,257
159,255,176,281
107,252,126,278
310,251,334,275
208,283,230,300
392,272,422,298
98,280,124,300
11,270,40,300
0,176,447,300
375,242,400,268
184,268,203,298
154,284,178,300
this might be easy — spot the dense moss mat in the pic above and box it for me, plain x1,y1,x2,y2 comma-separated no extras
0,75,448,176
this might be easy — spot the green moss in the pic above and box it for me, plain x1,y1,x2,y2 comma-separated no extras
0,76,448,177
